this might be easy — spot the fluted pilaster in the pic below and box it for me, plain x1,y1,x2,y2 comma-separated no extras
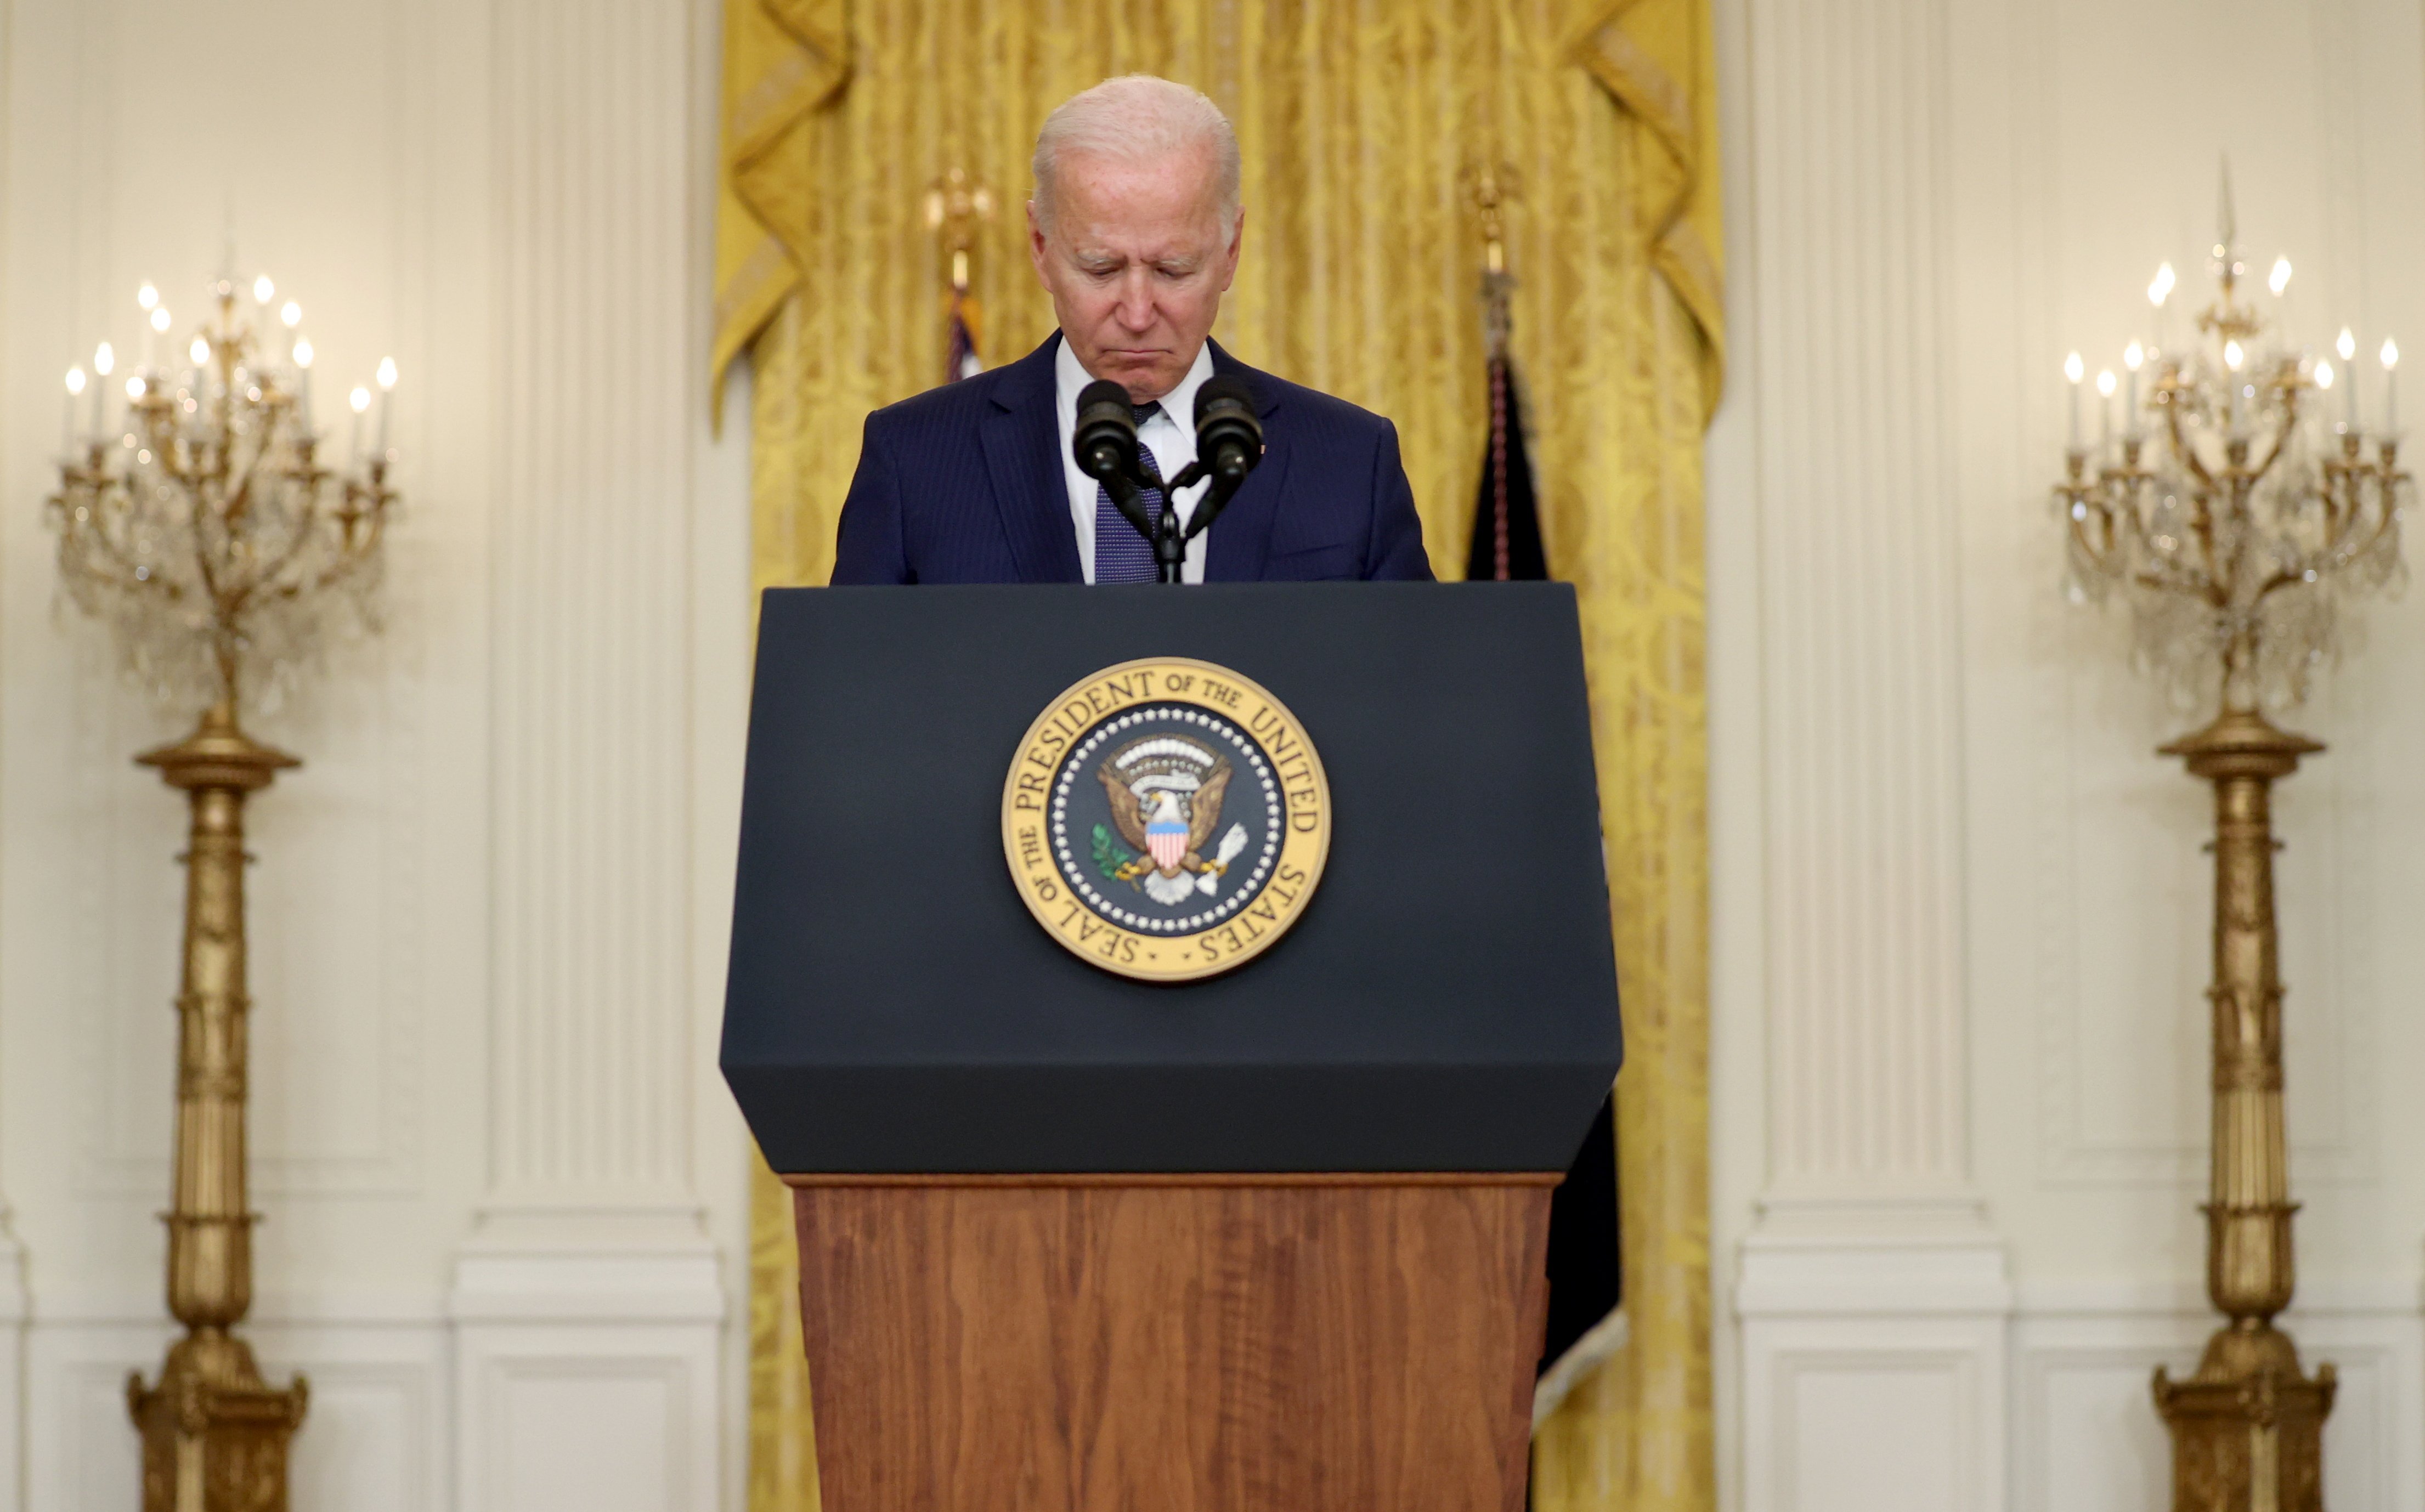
484,0,698,1217
451,1,721,1504
1745,0,1975,1220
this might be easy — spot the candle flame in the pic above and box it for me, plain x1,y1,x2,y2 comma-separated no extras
2316,359,2336,390
149,305,171,333
137,281,159,312
2381,338,2400,371
293,337,314,369
2337,327,2356,361
253,274,275,304
2224,339,2245,371
65,365,86,396
2268,255,2292,296
281,300,302,329
125,376,144,400
350,386,372,414
2149,263,2177,307
2124,340,2145,372
376,356,398,390
2096,369,2117,398
2064,351,2084,384
190,335,211,367
93,342,114,376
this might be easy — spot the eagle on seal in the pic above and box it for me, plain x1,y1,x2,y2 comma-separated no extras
1099,735,1251,907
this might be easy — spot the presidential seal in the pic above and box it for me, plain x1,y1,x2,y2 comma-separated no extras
1002,658,1330,982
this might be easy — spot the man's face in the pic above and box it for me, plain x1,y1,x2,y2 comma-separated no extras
1029,144,1242,404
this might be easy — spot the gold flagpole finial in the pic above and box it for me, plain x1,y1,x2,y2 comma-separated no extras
1463,162,1521,355
925,167,997,294
1464,162,1520,275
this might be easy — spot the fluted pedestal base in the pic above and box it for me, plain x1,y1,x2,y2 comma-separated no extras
127,705,308,1511
2155,1322,2336,1512
127,1328,308,1512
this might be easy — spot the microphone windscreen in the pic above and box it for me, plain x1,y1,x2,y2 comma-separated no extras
1076,380,1135,428
1194,375,1257,432
1072,379,1139,478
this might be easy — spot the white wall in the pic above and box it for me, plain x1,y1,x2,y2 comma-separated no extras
0,1,754,1508
1709,0,2425,1508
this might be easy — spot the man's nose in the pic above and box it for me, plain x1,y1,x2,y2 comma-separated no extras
1112,272,1157,332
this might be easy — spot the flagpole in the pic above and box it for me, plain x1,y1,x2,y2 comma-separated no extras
925,168,995,383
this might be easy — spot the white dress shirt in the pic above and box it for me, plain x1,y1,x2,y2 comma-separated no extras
1054,337,1216,584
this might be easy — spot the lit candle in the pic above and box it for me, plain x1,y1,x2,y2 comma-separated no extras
2123,341,2145,434
2383,337,2401,434
147,305,171,373
2064,352,2084,450
375,356,397,457
349,384,371,465
2224,340,2245,432
2096,369,2117,451
190,334,212,401
2337,329,2359,429
2148,262,2175,349
292,337,315,432
2316,357,2337,421
63,365,86,453
91,342,114,438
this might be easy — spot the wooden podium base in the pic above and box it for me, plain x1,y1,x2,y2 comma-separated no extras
788,1173,1556,1512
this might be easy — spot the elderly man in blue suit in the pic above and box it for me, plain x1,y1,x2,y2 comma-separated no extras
832,75,1433,585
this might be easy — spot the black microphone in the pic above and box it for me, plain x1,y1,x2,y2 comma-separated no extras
1193,375,1261,485
1072,379,1140,484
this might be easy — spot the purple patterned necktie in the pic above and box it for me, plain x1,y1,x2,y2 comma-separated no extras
1092,402,1166,584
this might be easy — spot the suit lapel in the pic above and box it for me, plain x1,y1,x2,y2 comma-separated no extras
1202,340,1289,583
980,333,1083,584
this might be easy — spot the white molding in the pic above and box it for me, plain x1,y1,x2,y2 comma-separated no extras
1737,1234,2012,1511
1743,1318,2007,1512
450,1235,724,1327
455,1324,718,1512
1739,1235,2014,1318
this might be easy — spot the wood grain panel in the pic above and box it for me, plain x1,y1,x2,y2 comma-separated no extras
788,1177,1554,1512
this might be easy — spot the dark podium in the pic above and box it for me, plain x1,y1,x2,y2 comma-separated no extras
722,584,1621,1512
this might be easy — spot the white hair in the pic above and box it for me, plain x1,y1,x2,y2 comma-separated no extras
1032,75,1241,236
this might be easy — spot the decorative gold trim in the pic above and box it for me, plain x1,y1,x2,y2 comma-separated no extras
1002,658,1331,983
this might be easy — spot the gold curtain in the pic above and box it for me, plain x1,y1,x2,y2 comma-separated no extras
716,3,1719,1508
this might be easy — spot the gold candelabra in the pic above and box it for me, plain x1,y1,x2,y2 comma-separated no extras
47,268,398,1510
2054,176,2406,1512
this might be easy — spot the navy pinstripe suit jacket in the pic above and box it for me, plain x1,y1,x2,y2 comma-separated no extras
830,333,1434,584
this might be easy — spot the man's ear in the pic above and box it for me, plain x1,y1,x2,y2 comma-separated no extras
1027,199,1051,285
1219,205,1245,293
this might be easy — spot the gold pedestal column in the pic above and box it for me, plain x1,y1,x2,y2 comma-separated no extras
124,703,309,1512
2151,709,2336,1512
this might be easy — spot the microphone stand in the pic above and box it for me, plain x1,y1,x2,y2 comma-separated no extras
1100,455,1252,585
